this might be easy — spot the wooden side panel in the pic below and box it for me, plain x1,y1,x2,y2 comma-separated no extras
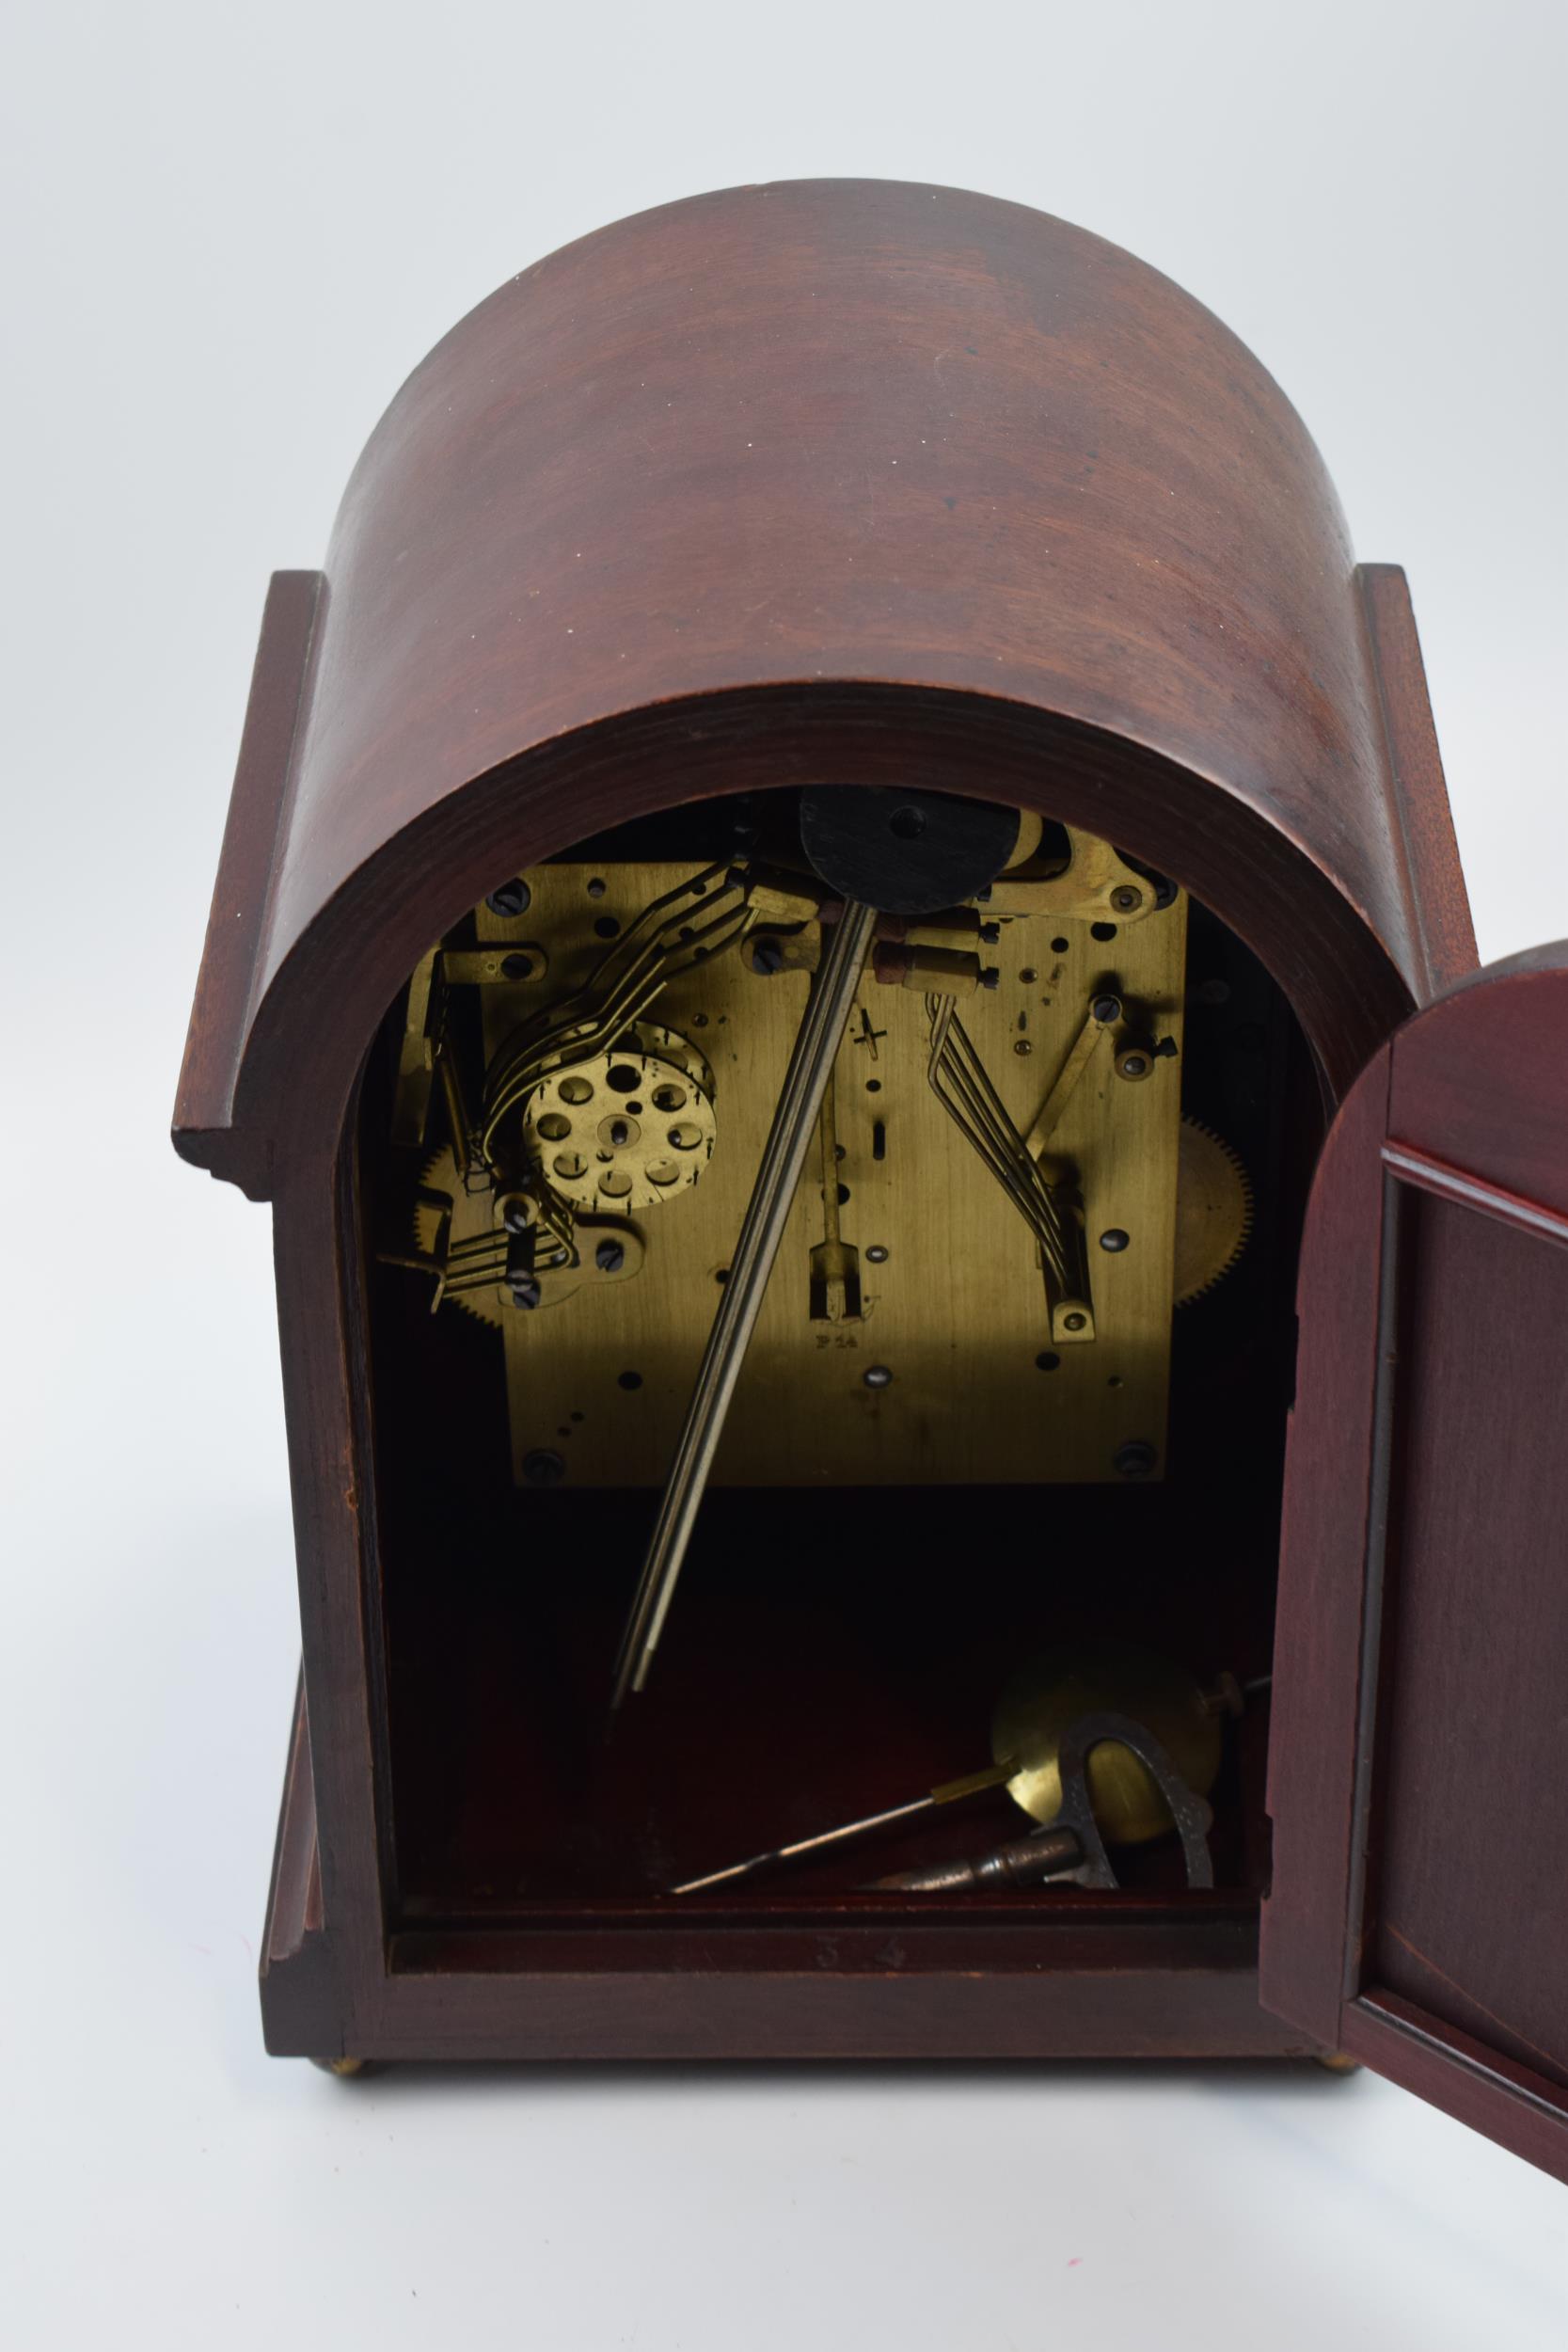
1259,1052,1392,2049
259,1678,342,2058
1356,564,1478,996
265,1135,389,2040
172,569,322,1194
1264,948,1568,2182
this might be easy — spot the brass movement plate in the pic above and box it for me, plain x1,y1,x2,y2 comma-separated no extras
449,853,1187,1487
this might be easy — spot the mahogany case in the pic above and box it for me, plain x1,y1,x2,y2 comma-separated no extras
173,182,1568,2184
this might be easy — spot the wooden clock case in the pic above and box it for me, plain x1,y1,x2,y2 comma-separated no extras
173,181,1568,2183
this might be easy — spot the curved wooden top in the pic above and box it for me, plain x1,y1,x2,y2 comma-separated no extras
175,180,1472,1193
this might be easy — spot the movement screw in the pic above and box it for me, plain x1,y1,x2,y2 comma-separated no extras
1115,1440,1157,1479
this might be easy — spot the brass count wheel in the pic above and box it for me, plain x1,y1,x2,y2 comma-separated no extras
524,1024,716,1213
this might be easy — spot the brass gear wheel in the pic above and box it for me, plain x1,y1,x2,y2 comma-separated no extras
524,1023,716,1213
1174,1116,1254,1306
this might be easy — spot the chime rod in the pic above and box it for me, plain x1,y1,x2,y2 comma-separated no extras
610,897,879,1708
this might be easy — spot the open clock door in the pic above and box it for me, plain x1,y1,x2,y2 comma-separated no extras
1261,943,1568,2180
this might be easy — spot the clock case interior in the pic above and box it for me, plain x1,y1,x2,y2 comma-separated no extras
356,786,1323,1931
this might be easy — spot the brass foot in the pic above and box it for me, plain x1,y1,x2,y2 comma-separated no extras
1313,2050,1360,2074
311,2055,367,2076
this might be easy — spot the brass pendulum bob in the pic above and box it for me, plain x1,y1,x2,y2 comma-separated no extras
990,1638,1226,1844
669,1639,1247,1896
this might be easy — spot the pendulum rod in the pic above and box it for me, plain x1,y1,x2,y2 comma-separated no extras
610,898,879,1708
669,1762,1017,1895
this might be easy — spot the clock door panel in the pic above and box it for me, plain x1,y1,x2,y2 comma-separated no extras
1261,945,1568,2182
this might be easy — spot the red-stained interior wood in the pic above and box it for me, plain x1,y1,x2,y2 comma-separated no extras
361,887,1298,1936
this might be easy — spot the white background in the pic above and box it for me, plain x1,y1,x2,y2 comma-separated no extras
4,3,1566,2344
